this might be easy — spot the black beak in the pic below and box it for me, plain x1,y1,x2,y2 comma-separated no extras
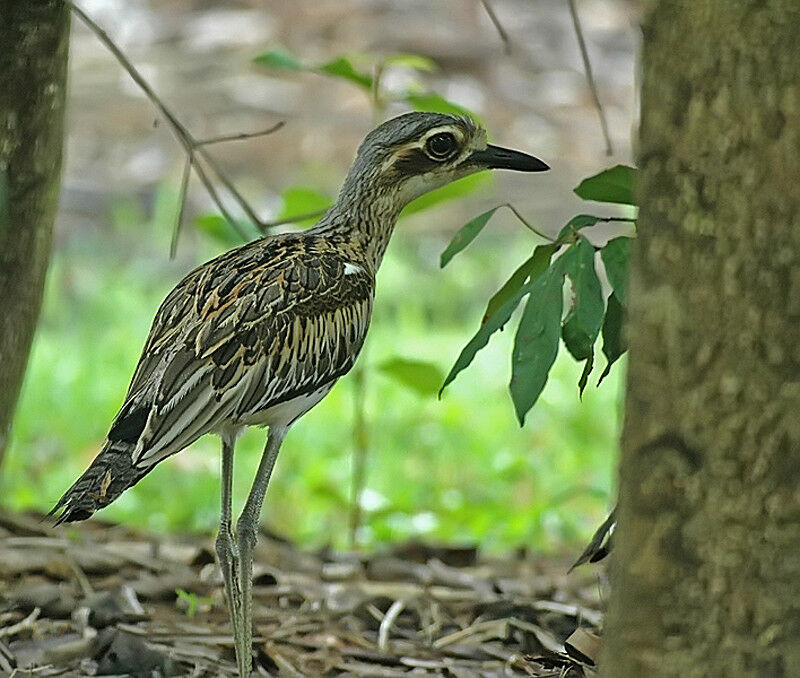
467,144,549,172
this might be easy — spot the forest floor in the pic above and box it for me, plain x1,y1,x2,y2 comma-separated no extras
0,510,605,677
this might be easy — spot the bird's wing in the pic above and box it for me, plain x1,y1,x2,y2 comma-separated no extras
106,237,373,471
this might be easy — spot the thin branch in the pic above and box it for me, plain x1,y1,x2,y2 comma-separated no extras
169,156,192,259
480,0,511,54
194,144,264,228
197,122,285,147
566,0,613,156
378,599,406,650
501,203,556,242
68,2,284,250
261,208,329,229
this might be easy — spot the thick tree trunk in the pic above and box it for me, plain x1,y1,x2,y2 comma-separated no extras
601,1,800,676
0,2,69,466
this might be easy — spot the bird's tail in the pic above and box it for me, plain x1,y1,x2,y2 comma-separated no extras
47,441,145,525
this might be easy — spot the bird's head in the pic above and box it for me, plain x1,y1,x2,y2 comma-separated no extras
338,112,549,212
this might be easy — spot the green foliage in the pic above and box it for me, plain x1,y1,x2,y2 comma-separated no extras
253,48,304,71
601,236,632,303
599,293,626,384
573,164,636,205
381,54,437,72
442,165,639,424
378,358,444,397
254,46,477,122
194,213,251,248
483,244,557,323
318,56,373,89
276,186,331,227
404,92,476,119
440,207,500,268
557,214,610,239
510,260,566,424
175,588,213,617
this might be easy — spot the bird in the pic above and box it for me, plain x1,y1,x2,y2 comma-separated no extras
48,111,549,676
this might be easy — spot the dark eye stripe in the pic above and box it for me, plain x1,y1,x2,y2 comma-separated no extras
392,148,440,175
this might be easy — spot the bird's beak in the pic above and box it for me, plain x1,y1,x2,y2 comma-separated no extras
466,144,549,172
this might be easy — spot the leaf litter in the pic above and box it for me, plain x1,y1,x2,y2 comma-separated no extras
0,510,605,676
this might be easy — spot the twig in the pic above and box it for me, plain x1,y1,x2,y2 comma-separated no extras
67,555,94,597
169,156,192,259
67,2,284,248
566,0,613,155
480,0,512,53
432,618,507,648
197,122,285,147
378,599,406,650
0,607,40,638
501,203,556,242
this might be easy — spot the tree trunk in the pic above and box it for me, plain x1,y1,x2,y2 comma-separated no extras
602,1,800,676
0,1,70,467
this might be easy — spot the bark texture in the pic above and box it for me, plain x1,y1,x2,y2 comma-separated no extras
0,2,69,466
602,2,800,676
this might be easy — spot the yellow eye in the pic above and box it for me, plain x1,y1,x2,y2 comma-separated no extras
425,132,457,159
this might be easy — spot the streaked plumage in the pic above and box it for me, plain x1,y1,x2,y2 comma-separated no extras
49,112,548,675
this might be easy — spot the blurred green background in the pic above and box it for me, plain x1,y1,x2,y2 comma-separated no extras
0,0,637,552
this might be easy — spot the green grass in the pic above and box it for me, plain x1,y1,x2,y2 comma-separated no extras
1,199,621,552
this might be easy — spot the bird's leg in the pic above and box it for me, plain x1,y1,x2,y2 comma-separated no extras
214,436,247,676
234,425,288,677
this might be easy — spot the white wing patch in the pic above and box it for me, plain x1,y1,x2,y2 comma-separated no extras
344,262,363,276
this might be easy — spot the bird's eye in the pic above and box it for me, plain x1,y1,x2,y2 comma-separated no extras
425,132,457,159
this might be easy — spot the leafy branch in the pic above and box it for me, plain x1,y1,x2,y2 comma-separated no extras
440,165,637,424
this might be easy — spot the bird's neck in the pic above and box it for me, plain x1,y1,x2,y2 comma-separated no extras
312,185,403,270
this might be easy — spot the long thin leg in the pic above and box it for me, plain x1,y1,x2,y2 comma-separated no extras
214,436,247,676
235,425,289,677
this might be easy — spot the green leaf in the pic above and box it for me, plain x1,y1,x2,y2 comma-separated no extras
382,53,437,71
578,349,594,398
253,48,305,70
510,263,566,424
483,244,557,323
563,236,604,346
439,206,500,268
378,358,444,396
404,92,476,119
402,172,489,217
600,236,632,304
574,164,637,205
556,214,608,242
175,589,198,617
441,276,536,395
561,313,594,361
318,56,373,89
194,213,248,248
276,186,331,227
599,292,626,384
